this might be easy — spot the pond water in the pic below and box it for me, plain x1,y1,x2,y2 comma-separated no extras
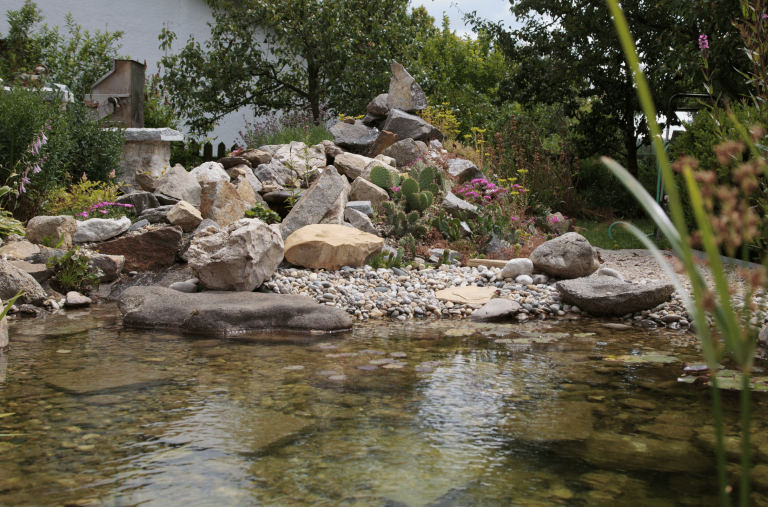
1,304,767,506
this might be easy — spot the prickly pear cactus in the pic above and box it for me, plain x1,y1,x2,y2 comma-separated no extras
401,178,419,199
419,166,436,190
370,166,392,190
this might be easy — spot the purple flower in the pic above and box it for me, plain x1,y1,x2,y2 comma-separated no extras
32,164,41,174
699,34,709,51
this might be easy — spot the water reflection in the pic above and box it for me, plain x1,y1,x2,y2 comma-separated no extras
0,304,762,506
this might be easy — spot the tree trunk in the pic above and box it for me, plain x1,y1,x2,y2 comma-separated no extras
624,66,639,178
307,58,320,124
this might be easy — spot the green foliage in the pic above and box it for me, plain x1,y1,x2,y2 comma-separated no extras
244,202,281,224
380,201,429,238
252,124,333,148
370,166,396,190
412,15,509,138
159,0,423,135
367,248,404,270
432,211,463,242
399,234,417,257
45,175,121,218
40,233,66,248
46,246,102,293
0,1,126,95
0,86,124,220
0,187,26,237
468,0,748,177
0,290,22,321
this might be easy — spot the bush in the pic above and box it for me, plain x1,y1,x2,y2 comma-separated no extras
46,246,102,293
0,86,124,220
240,105,333,149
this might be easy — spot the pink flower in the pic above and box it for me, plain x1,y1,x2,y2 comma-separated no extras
109,169,115,179
699,34,709,51
100,210,108,214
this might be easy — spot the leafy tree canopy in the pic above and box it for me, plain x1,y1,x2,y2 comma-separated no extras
0,0,126,96
159,0,429,136
467,0,749,175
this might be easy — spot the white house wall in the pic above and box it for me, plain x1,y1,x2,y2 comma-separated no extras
0,0,257,146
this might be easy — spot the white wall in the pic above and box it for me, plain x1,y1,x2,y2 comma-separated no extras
0,0,256,146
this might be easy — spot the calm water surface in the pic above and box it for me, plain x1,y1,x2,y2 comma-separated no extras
1,303,766,506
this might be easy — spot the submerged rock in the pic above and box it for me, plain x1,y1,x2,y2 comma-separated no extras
118,286,354,334
557,277,674,317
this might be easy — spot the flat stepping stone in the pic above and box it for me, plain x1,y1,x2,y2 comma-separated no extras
556,278,674,317
435,286,497,305
46,364,171,394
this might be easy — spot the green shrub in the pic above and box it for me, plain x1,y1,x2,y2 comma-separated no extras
46,246,102,293
244,202,281,224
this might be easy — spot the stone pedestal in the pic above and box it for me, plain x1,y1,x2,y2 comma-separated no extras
118,128,183,193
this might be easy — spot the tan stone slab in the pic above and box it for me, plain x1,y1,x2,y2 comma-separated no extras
3,240,40,260
434,286,497,305
465,259,509,269
46,363,172,394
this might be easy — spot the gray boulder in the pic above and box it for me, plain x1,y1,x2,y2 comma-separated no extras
116,192,160,216
556,277,674,317
253,159,297,186
9,260,51,283
382,138,421,167
346,201,373,217
189,161,230,183
442,192,478,219
381,109,432,142
344,207,378,235
280,166,348,240
73,217,132,243
0,259,46,306
169,281,198,293
333,152,374,180
387,62,428,112
501,258,534,279
471,299,521,321
446,159,483,181
349,177,389,209
367,93,390,116
155,164,202,206
530,233,599,279
118,286,353,334
139,205,175,224
329,120,380,154
90,253,125,282
318,176,351,226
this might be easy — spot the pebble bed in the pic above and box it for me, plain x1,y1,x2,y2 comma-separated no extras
265,263,700,329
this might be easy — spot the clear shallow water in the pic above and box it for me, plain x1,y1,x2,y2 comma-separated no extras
1,304,766,506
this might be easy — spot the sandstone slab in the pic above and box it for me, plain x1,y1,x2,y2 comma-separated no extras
3,240,40,260
284,224,384,271
167,201,203,232
349,177,389,209
96,227,183,272
118,286,354,334
435,286,497,305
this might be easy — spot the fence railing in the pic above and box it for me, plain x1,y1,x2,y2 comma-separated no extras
177,141,239,162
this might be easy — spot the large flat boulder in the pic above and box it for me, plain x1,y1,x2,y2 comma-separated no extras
284,224,383,271
329,120,379,154
530,233,599,279
387,62,428,112
96,227,183,272
25,215,78,249
186,218,284,291
280,166,348,241
556,278,674,317
381,109,432,142
435,286,497,305
118,286,354,334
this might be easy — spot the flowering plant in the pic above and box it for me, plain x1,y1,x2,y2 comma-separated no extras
75,201,133,220
2,123,50,201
